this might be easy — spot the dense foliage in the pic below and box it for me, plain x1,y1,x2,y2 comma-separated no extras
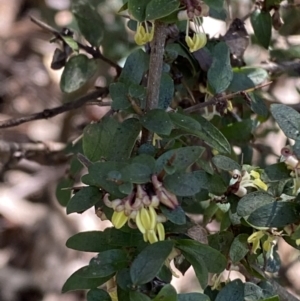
43,0,300,300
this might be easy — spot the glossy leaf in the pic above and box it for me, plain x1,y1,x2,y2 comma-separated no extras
155,146,204,173
193,115,231,154
60,54,98,93
215,279,244,301
263,162,291,181
176,239,227,273
66,228,143,252
207,42,233,94
247,202,300,228
145,0,180,20
83,118,141,163
270,104,300,140
140,109,173,136
110,82,130,110
161,205,186,225
237,191,275,217
79,249,128,278
67,186,101,214
130,240,174,285
208,231,234,257
164,172,201,196
72,0,103,47
130,291,152,301
62,267,111,293
212,155,241,171
229,234,249,264
152,284,177,301
251,10,272,49
244,282,264,301
128,0,148,21
228,67,268,92
178,293,210,301
87,288,111,301
119,49,149,85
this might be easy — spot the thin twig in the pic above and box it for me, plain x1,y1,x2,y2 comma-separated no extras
257,59,300,73
141,21,168,144
0,88,109,129
30,16,122,75
184,82,272,113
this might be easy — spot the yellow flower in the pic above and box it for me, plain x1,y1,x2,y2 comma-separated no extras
247,230,265,254
211,273,223,291
229,168,268,197
185,16,207,52
134,22,154,45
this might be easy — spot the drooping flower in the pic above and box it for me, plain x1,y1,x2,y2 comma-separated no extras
185,16,207,52
229,168,268,197
103,182,170,244
134,22,154,46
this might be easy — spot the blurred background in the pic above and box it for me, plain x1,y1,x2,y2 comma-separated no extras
1,0,300,300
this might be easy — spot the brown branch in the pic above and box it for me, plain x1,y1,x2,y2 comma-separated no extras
0,88,109,129
257,59,300,74
184,82,272,114
30,16,122,75
141,21,168,144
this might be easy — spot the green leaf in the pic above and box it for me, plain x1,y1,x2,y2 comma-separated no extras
164,172,201,196
67,186,101,214
79,249,128,278
260,297,280,301
237,191,275,217
207,231,234,257
270,104,300,140
212,155,241,171
121,162,153,183
203,0,224,12
251,10,272,49
56,178,73,206
82,161,128,198
72,0,103,47
130,291,152,301
66,228,143,252
87,288,111,301
145,0,180,20
161,205,186,225
152,284,178,301
228,68,268,92
140,109,173,136
155,146,205,173
192,115,231,154
62,267,111,293
176,239,227,273
83,118,141,162
178,293,210,301
128,0,149,21
159,73,174,109
207,42,233,94
229,234,249,264
215,279,244,301
247,202,300,228
244,282,264,301
129,84,147,109
119,49,149,85
263,162,291,181
110,82,130,110
60,54,98,93
248,92,268,118
170,112,202,132
194,171,227,195
130,240,174,285
221,119,254,145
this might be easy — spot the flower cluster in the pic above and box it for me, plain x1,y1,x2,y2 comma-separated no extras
103,175,178,244
229,168,268,197
134,22,155,46
281,146,300,195
247,229,281,260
